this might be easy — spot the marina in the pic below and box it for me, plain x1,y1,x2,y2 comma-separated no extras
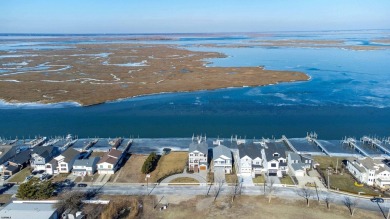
2,133,390,159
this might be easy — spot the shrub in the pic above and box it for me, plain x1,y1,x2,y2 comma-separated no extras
141,152,159,174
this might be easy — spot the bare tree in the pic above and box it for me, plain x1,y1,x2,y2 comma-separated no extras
322,192,333,210
266,178,277,203
296,187,313,207
229,178,242,203
313,182,320,202
54,190,85,216
213,177,224,201
343,196,359,216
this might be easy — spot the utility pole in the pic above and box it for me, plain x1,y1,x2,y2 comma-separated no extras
336,158,339,174
327,168,330,190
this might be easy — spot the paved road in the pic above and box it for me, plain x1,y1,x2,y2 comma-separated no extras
2,183,389,215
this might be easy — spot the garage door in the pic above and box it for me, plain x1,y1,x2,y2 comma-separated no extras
268,173,277,176
200,166,206,171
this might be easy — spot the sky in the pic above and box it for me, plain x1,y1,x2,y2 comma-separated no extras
1,0,389,33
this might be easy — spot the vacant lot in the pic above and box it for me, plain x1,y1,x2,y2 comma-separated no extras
170,177,199,183
314,156,380,196
8,167,31,183
137,195,381,219
115,154,148,183
150,152,188,182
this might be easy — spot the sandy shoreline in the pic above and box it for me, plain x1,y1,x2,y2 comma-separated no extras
0,43,309,106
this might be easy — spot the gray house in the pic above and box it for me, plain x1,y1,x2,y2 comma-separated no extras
188,136,208,172
287,152,312,177
237,143,263,177
213,144,232,174
30,146,57,171
72,157,100,176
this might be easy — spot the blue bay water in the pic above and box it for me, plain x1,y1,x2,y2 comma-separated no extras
0,31,390,140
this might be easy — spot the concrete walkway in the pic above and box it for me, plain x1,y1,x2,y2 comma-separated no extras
239,174,254,186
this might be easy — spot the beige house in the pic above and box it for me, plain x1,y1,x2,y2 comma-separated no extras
97,148,123,174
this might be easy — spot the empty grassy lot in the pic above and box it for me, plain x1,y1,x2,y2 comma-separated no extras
8,167,31,183
138,195,381,219
314,156,380,196
150,152,188,182
115,154,148,183
170,177,199,183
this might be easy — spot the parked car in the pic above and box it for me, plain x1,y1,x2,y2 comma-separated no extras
370,197,384,203
2,175,10,180
77,183,87,187
25,175,33,181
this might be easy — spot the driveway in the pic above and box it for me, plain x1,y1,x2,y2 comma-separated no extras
214,167,226,183
266,176,281,184
239,174,254,186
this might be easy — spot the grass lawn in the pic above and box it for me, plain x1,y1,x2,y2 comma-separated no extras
115,154,148,183
170,177,199,183
51,173,70,182
225,174,238,184
75,174,97,183
252,175,265,184
280,175,295,185
8,167,31,183
329,173,379,196
314,156,380,196
313,156,346,172
0,194,12,204
150,152,188,182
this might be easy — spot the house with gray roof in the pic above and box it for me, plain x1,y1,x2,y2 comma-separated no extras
72,156,100,176
347,158,390,188
30,146,57,171
213,144,232,174
188,136,208,172
45,148,80,175
97,148,124,174
237,143,263,177
287,152,312,177
262,140,290,177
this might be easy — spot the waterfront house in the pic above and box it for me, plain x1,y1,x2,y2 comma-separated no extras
262,140,289,177
97,148,123,174
188,136,208,172
287,152,312,177
72,156,100,176
213,144,232,174
30,146,57,171
237,143,263,177
2,150,31,176
45,148,80,175
346,158,390,188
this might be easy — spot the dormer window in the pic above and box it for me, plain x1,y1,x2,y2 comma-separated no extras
273,153,279,157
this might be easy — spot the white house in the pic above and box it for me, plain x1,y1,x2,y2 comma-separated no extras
97,148,123,174
237,144,262,177
213,144,232,174
45,148,80,175
262,140,288,177
188,136,208,172
30,147,56,171
346,158,390,188
72,156,100,176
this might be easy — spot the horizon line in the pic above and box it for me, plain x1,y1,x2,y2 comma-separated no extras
0,28,389,35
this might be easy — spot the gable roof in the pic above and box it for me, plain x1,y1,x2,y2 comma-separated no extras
59,148,80,163
237,143,261,159
213,145,231,160
189,141,208,155
97,155,118,165
74,157,100,167
108,148,122,159
8,150,31,165
264,140,290,161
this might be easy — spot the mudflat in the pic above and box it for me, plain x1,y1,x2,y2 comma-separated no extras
0,43,308,106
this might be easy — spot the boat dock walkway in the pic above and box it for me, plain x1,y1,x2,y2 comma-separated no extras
282,135,299,154
344,138,370,157
308,137,331,156
362,136,390,156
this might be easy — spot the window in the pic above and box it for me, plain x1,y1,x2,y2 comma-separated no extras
271,163,277,168
189,153,193,157
273,153,279,157
194,153,198,156
256,162,259,165
108,165,112,169
100,165,103,168
60,168,67,171
61,164,66,167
